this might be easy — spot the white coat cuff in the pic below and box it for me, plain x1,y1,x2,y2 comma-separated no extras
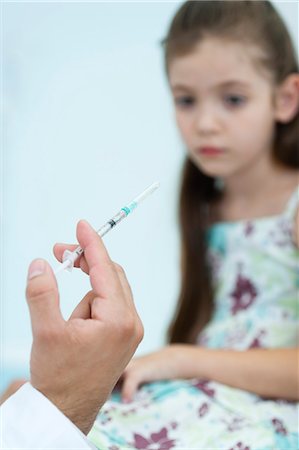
1,382,97,449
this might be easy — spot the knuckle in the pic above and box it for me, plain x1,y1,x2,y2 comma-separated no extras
113,262,125,276
136,320,144,343
118,314,144,344
120,316,136,336
26,282,56,302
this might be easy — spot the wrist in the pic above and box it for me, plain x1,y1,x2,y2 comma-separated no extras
170,344,208,379
33,384,102,435
54,397,99,435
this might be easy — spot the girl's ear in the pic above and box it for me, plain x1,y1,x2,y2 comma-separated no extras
274,73,299,123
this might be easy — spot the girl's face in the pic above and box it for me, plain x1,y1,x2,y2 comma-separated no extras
168,38,278,179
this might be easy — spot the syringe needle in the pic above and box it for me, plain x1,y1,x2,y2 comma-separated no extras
54,181,159,275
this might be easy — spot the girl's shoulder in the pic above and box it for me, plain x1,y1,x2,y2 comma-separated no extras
209,175,299,228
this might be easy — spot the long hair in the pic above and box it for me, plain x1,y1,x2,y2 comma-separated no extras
164,1,299,344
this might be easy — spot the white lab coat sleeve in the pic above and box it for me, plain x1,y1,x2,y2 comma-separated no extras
0,382,97,449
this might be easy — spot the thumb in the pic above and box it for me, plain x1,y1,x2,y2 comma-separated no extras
26,259,64,335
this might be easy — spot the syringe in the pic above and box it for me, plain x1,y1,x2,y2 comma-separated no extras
54,181,160,275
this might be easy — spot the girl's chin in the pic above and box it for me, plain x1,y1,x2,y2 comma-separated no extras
192,160,233,178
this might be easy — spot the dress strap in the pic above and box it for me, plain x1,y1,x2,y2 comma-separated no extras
283,185,299,219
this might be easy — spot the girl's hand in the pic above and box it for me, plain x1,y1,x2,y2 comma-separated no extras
121,344,199,402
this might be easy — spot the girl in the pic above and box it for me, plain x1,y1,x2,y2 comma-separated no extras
89,1,299,449
1,1,298,448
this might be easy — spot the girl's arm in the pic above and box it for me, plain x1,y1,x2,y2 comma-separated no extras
121,209,299,403
189,205,299,399
121,345,298,402
179,345,299,400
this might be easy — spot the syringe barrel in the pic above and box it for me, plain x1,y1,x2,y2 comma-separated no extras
97,209,127,237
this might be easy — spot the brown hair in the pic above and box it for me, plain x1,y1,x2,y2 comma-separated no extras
163,1,299,344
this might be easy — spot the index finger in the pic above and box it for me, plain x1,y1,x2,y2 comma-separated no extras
76,220,121,300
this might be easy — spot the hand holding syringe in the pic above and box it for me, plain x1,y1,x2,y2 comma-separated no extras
54,182,159,275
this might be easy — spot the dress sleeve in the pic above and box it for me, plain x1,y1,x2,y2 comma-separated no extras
0,382,97,449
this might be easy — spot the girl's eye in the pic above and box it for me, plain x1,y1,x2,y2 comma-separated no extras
174,96,195,108
223,94,247,107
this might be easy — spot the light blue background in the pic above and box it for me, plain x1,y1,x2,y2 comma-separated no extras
1,0,298,390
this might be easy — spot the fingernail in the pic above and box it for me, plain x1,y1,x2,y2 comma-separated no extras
27,259,46,280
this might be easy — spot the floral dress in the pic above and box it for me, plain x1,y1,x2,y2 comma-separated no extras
89,187,299,450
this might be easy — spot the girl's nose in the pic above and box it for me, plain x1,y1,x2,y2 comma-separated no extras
194,106,221,135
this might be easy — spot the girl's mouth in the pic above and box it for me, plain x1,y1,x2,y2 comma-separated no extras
198,146,224,156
